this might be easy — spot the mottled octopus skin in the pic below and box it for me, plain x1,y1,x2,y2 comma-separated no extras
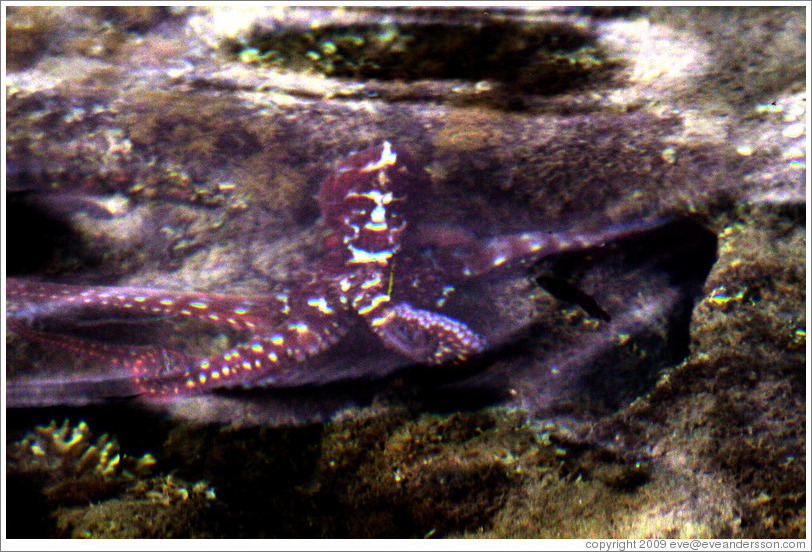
7,141,651,398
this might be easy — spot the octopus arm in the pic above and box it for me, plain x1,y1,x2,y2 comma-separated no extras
7,313,355,399
366,302,486,365
7,279,356,398
7,317,192,401
418,218,670,279
7,279,293,332
173,308,352,394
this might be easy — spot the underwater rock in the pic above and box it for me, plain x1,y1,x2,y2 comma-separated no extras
5,6,805,539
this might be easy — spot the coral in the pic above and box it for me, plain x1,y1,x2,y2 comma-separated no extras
6,419,218,538
57,477,217,538
7,419,156,502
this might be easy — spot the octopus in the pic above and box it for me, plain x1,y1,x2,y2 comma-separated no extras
7,141,667,408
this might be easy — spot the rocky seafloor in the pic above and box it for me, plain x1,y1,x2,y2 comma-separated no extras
4,6,806,539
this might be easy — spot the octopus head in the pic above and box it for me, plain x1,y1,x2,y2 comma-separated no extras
318,141,430,262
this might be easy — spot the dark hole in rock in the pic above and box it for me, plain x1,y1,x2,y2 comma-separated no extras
6,192,100,277
237,20,617,94
412,218,718,419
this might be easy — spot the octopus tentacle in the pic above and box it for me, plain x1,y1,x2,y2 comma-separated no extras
415,220,669,280
8,278,354,395
141,313,350,395
7,279,294,333
8,316,195,395
368,303,485,364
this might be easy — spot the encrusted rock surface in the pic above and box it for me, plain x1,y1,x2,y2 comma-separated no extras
5,6,805,538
